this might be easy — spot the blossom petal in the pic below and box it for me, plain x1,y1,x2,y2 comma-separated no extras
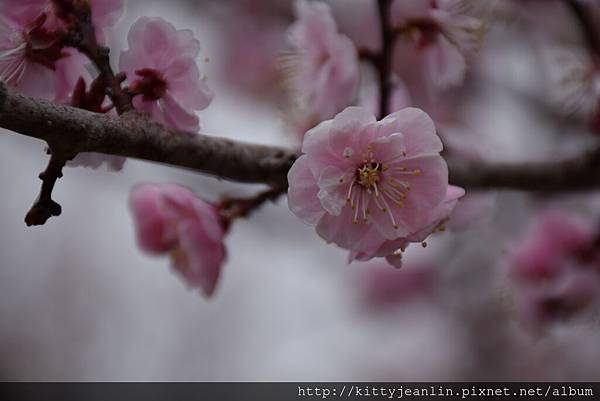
287,155,325,225
380,107,442,156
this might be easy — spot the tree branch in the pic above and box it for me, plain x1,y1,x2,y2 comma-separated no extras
449,148,600,191
62,0,133,114
24,152,69,226
0,82,295,186
3,81,600,198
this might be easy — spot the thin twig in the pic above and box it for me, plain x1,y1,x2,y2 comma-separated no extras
64,1,133,114
24,152,70,226
219,187,286,223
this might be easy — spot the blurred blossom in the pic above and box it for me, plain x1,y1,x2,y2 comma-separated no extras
542,46,600,131
0,1,88,102
86,0,125,43
327,0,380,52
282,0,359,128
129,184,227,297
220,17,286,97
509,210,600,327
391,0,485,91
120,17,214,132
288,106,463,267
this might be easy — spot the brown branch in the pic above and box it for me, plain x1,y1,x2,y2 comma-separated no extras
22,0,134,225
24,153,67,226
219,187,286,223
0,82,295,186
449,147,600,191
62,0,133,114
3,81,600,212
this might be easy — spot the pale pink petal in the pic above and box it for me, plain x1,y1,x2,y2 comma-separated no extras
425,35,467,90
173,217,225,297
316,206,370,249
287,155,324,225
159,93,200,132
129,184,171,254
380,107,442,156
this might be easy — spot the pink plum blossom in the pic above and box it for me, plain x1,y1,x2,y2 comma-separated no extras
391,0,484,91
129,183,227,297
287,106,464,267
119,17,214,132
0,2,87,102
348,184,464,267
283,0,359,125
509,210,600,326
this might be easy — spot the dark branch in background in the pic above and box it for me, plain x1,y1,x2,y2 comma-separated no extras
376,0,394,119
3,82,600,195
565,0,600,59
360,1,396,119
449,146,600,192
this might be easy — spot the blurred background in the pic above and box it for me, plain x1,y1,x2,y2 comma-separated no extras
1,0,600,381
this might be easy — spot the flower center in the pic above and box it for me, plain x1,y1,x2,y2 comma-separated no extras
343,144,422,229
24,13,66,70
0,13,67,85
357,162,381,189
130,68,168,101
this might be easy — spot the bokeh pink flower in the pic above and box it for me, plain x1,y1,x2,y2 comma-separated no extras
119,17,213,132
0,2,86,102
129,183,227,297
283,0,359,125
0,0,123,101
509,210,600,326
287,106,464,267
392,0,484,91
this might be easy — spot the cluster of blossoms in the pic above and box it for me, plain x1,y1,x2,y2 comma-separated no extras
509,210,600,327
288,106,464,267
0,0,212,133
282,0,485,134
1,0,218,291
11,0,597,310
0,0,122,101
